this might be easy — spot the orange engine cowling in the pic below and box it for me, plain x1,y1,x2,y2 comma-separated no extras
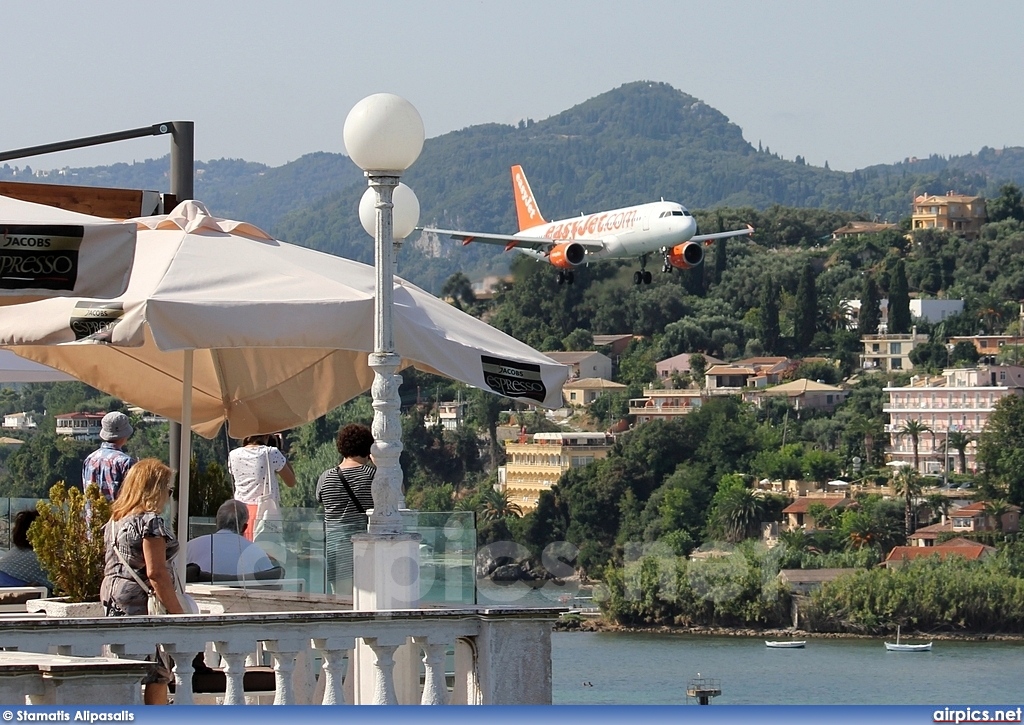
666,241,704,270
548,242,586,269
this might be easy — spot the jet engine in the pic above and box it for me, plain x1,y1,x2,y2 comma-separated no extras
666,241,704,270
548,242,586,269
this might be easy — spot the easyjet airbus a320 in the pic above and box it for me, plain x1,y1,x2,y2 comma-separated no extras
420,165,754,286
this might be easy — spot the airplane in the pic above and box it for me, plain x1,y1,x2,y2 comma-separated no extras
419,165,754,286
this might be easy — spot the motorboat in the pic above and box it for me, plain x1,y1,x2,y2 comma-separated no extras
884,625,932,652
765,640,806,648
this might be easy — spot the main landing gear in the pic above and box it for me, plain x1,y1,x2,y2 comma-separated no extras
662,254,673,274
557,270,575,285
633,254,653,285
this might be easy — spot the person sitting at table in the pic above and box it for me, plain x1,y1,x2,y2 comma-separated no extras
0,510,52,592
186,499,277,581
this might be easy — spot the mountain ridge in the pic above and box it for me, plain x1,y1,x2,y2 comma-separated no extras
3,81,1023,292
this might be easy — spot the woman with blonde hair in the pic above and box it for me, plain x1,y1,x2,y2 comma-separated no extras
100,458,183,704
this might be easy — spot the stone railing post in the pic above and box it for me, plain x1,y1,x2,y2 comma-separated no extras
413,636,449,705
311,636,354,705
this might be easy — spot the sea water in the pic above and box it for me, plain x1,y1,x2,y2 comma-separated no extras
552,631,1024,705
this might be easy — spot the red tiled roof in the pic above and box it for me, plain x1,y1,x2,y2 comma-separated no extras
908,521,953,540
884,543,994,564
952,501,1021,515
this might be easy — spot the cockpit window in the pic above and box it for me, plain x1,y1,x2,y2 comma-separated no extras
671,210,689,217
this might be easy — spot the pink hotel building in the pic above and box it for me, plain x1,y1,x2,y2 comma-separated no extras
884,365,1024,474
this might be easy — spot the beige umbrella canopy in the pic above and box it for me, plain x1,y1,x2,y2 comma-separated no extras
0,200,568,438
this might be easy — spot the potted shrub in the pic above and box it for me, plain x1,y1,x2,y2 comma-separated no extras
26,482,110,616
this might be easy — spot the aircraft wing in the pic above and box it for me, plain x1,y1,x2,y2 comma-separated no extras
692,224,755,246
419,227,603,252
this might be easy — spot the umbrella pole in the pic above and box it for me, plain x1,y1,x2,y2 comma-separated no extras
175,349,193,587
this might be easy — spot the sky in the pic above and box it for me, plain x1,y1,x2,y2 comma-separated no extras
4,0,1024,174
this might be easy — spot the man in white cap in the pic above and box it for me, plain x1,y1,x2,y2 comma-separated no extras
82,411,137,502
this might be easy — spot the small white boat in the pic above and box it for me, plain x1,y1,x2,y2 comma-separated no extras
884,626,932,652
765,640,806,648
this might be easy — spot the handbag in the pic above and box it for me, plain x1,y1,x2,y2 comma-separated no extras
253,447,281,536
113,522,199,615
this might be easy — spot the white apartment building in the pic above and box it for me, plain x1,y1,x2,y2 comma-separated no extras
884,365,1024,473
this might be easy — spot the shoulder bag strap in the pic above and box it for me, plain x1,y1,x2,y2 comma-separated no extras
113,520,183,595
264,447,274,497
336,466,367,515
112,520,154,596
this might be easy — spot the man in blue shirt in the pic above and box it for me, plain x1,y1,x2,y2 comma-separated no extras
186,500,276,580
81,411,136,502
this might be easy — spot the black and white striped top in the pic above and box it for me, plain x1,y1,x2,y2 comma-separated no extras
316,464,375,527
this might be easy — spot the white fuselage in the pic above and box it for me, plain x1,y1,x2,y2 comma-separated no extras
515,201,698,261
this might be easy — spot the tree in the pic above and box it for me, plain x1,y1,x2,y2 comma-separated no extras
794,263,817,351
950,341,980,366
983,499,1011,532
562,328,594,351
713,235,728,287
977,394,1024,506
987,183,1024,224
478,487,523,521
946,430,973,474
897,419,932,472
758,278,781,354
858,274,882,337
891,468,924,538
924,493,951,524
888,260,911,334
708,476,766,543
689,354,708,388
975,293,1009,336
466,388,509,471
440,272,477,310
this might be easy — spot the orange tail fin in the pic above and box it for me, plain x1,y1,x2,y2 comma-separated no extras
511,165,546,231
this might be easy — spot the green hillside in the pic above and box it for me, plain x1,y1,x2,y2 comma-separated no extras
4,81,1023,294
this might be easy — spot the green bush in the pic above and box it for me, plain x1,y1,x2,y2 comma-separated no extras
28,483,111,603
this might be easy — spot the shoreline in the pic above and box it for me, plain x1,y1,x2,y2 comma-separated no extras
556,618,1024,642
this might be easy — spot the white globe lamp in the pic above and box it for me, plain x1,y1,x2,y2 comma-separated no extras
360,182,420,240
343,93,424,173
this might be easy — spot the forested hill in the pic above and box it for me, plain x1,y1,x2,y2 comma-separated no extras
4,81,1024,293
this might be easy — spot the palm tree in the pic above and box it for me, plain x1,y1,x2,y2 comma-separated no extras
946,430,974,474
897,419,932,472
925,492,951,524
983,499,1011,532
478,487,523,521
714,486,767,543
976,293,1008,336
848,415,885,466
892,468,924,539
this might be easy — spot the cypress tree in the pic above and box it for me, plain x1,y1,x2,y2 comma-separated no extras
794,263,817,352
858,274,882,336
759,278,781,354
888,260,912,334
713,238,728,287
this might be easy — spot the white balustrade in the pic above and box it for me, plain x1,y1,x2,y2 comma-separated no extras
0,607,559,706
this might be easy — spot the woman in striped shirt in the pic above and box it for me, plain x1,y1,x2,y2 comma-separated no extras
315,424,375,596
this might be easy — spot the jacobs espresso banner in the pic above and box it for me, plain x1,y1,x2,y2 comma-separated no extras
481,355,547,403
69,301,125,342
0,224,83,291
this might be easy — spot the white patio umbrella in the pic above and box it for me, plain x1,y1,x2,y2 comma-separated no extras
0,200,569,573
0,194,137,301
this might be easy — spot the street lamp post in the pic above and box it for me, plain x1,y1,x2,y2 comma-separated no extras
343,94,424,617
